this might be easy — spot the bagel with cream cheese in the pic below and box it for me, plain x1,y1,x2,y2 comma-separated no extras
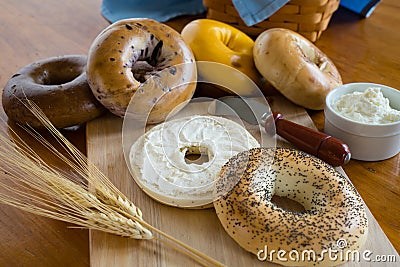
87,18,197,123
214,147,368,266
181,19,270,95
129,115,260,209
253,28,342,110
2,55,105,128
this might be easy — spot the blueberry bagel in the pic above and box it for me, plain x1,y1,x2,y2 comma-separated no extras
2,55,105,128
214,147,368,266
87,18,197,123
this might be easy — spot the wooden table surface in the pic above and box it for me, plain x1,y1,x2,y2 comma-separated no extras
0,0,398,266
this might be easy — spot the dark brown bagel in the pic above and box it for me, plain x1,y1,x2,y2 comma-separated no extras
2,55,106,128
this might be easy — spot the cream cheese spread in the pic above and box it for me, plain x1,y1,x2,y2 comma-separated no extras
129,115,259,207
333,87,400,124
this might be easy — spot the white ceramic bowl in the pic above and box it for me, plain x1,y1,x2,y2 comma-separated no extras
324,83,400,161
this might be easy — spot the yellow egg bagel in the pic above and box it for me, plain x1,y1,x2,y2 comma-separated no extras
181,19,268,95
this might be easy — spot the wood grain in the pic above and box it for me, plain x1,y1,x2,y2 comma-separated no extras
0,0,398,265
87,97,398,266
0,0,107,265
309,5,400,251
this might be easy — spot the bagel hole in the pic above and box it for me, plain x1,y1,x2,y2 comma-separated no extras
271,195,306,213
131,61,155,83
36,64,83,85
299,41,326,70
182,146,209,165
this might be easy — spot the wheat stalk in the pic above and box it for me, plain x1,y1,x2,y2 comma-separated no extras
0,99,225,267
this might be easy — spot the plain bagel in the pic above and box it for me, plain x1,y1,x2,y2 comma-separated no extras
2,55,106,128
214,147,368,266
87,18,197,123
253,28,342,110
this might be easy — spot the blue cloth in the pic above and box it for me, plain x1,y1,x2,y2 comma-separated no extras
232,0,289,27
340,0,381,17
101,0,381,26
232,0,381,26
101,0,205,23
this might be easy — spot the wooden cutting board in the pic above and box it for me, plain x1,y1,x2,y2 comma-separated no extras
86,96,398,266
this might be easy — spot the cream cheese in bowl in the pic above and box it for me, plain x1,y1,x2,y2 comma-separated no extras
332,87,400,124
324,83,400,161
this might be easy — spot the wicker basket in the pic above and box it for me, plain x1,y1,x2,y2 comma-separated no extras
202,0,340,42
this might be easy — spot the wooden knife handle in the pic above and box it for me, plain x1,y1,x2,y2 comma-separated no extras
269,112,351,167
